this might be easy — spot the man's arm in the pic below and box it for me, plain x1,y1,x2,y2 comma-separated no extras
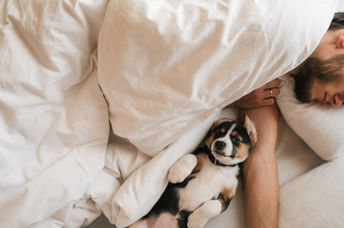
240,105,279,228
229,79,280,228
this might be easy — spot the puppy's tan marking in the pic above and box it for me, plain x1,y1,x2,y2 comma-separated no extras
218,187,237,211
205,134,215,148
193,153,207,173
217,188,236,211
231,131,244,141
231,131,239,137
235,144,250,159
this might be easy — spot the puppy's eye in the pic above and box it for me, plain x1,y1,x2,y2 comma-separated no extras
214,127,226,137
232,137,241,146
215,128,224,133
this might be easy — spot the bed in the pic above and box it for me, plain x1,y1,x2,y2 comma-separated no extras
1,0,344,227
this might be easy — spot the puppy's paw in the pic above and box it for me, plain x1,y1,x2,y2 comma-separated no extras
168,154,197,184
168,167,187,184
187,200,222,228
187,212,204,228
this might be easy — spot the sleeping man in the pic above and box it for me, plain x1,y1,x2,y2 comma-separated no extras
230,11,344,228
292,12,344,108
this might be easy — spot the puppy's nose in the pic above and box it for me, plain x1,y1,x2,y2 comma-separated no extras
215,141,226,150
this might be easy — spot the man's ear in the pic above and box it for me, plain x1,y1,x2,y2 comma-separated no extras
336,31,344,48
243,114,257,144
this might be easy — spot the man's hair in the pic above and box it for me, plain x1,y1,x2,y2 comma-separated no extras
293,12,344,102
329,12,344,30
293,55,344,102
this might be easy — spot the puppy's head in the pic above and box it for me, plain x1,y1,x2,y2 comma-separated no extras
204,115,257,166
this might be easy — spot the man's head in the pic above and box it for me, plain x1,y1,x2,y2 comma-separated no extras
293,12,344,108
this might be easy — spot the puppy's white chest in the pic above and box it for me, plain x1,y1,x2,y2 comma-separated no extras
178,156,239,211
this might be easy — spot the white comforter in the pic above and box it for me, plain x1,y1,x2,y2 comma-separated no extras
98,0,335,155
0,1,109,227
0,0,339,227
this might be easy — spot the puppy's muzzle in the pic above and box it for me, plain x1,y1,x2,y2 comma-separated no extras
215,141,226,150
214,141,235,158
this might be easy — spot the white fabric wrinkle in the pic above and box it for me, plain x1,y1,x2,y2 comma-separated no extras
279,157,344,227
0,0,109,226
146,1,174,35
7,16,62,73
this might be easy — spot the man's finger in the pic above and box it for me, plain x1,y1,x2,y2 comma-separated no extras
264,87,279,98
262,79,280,89
262,98,275,106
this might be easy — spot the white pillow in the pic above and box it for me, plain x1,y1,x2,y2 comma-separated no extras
277,75,344,161
279,157,344,228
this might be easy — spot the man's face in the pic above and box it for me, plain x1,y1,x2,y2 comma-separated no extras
293,29,344,108
294,56,344,108
310,78,344,108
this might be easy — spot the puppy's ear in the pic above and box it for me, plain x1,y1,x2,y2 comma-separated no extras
243,114,257,144
205,120,217,138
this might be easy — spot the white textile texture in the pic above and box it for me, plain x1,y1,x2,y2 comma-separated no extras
0,1,109,227
277,75,344,161
277,76,344,227
98,0,337,156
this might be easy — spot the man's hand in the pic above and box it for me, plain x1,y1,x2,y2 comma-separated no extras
230,79,280,109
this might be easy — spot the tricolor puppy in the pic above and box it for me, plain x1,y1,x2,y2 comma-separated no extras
129,115,257,228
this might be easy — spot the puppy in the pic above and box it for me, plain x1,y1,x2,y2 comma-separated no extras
129,115,257,228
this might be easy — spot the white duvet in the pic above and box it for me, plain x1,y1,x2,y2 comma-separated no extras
98,0,336,155
0,0,339,227
0,1,109,227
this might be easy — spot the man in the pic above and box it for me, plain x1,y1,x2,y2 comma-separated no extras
292,12,344,108
230,11,344,228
